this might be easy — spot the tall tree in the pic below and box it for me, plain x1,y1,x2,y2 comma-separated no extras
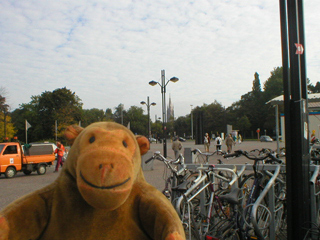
114,104,125,125
263,67,284,101
308,81,320,93
0,88,13,141
124,106,147,135
173,116,190,138
11,88,83,142
81,108,107,127
0,113,16,141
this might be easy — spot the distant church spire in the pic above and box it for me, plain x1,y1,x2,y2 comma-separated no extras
167,94,174,122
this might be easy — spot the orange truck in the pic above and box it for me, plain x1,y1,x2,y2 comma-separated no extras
0,142,55,178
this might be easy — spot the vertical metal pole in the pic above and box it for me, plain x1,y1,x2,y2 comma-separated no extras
190,105,193,139
147,96,151,139
55,120,57,141
279,0,310,238
161,70,167,157
121,104,123,125
25,119,28,144
3,110,7,139
275,105,280,154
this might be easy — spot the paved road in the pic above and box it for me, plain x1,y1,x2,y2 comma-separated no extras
0,140,283,210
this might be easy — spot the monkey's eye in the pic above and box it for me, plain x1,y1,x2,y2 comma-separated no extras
122,140,128,148
89,136,95,143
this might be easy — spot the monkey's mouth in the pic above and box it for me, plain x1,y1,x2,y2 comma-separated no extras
80,171,131,190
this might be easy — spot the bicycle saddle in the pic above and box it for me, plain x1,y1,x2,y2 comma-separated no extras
172,181,190,192
218,188,241,204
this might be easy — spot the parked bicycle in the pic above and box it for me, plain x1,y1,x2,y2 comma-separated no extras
207,149,286,240
145,151,200,204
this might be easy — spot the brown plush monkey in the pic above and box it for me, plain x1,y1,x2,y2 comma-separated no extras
0,122,185,240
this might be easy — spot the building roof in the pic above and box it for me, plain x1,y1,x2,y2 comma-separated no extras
267,93,320,107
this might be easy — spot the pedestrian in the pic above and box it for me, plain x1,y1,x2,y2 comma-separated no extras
172,136,183,159
215,134,222,151
225,134,235,153
238,134,242,144
54,141,65,172
204,133,211,152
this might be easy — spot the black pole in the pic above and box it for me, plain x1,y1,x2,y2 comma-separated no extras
147,96,150,139
161,70,167,158
279,0,310,238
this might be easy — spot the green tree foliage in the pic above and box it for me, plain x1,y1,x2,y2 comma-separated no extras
11,102,37,142
124,106,147,135
11,88,83,142
173,116,190,138
105,108,113,121
0,112,16,141
238,73,268,133
191,101,226,138
0,89,16,141
263,67,284,101
81,108,108,127
308,81,320,93
151,119,163,139
234,115,251,137
114,104,125,124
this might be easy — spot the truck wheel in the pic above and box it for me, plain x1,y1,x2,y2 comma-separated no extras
37,165,46,175
23,170,32,175
5,167,16,178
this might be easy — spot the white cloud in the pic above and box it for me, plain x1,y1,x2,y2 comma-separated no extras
0,0,319,119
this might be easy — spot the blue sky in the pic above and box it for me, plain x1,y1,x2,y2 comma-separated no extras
1,0,319,119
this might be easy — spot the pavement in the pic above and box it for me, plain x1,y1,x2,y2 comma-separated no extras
143,139,284,191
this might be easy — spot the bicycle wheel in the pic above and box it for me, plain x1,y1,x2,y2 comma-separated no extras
239,173,256,208
208,219,234,239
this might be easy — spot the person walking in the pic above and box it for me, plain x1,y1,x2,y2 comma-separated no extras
225,134,235,153
204,133,211,152
172,136,183,159
54,141,65,172
215,134,222,151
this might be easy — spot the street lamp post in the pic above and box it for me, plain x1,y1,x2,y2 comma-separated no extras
140,96,156,139
120,104,124,125
190,105,193,140
149,70,179,157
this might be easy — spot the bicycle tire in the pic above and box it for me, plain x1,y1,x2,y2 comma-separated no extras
239,173,257,208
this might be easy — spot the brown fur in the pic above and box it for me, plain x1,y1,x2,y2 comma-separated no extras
0,122,185,240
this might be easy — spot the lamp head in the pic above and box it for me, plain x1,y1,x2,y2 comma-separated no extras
149,80,158,86
140,101,146,105
151,102,156,106
169,77,179,83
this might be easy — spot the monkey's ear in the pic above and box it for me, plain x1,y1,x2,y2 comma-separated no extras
64,125,84,146
135,135,150,156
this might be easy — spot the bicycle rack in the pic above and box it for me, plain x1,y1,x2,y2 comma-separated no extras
174,163,320,239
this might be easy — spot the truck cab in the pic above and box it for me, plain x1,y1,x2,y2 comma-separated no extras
0,142,55,178
0,144,22,175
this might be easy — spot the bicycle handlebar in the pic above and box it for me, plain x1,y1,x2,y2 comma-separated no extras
145,156,154,164
144,151,184,165
223,151,242,158
223,149,284,164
